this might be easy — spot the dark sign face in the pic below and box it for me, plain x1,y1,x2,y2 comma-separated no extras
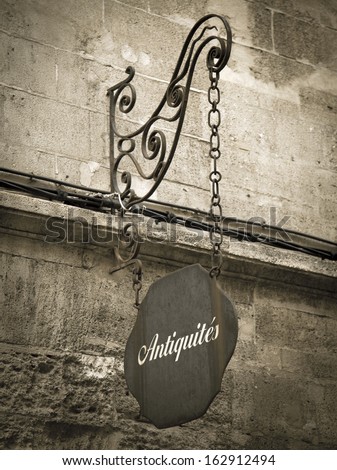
124,264,238,428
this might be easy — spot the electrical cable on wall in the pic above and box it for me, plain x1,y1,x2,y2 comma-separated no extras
1,166,336,261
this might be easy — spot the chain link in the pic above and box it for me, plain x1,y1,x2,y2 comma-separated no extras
208,69,223,278
132,261,143,309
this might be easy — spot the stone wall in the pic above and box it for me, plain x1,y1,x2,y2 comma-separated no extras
0,0,336,450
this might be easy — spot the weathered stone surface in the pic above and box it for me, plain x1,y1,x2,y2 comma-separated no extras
273,12,337,69
252,0,337,30
0,86,90,159
0,0,103,53
256,305,337,352
103,2,189,81
0,32,57,98
0,345,119,426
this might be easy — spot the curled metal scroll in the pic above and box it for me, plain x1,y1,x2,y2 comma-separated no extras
109,222,143,309
110,222,141,272
107,14,232,209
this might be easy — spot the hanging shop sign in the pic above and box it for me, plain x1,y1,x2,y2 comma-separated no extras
107,14,239,428
124,264,238,428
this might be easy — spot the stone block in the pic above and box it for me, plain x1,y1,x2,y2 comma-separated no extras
55,51,92,108
0,142,109,190
228,367,329,448
252,0,337,30
215,120,320,219
300,88,337,131
252,373,322,447
118,0,148,10
148,0,205,23
273,12,337,70
256,304,337,353
89,111,109,163
255,158,319,208
150,0,273,51
0,0,103,53
229,42,313,90
218,138,275,198
52,154,89,186
230,339,257,366
238,314,255,342
316,383,337,444
103,1,188,81
79,160,110,190
0,142,55,175
223,0,272,50
317,168,337,204
221,276,256,306
154,177,209,211
321,124,337,172
256,344,282,371
222,77,261,112
56,52,119,111
255,279,337,315
204,369,234,426
1,33,57,97
0,248,134,350
266,51,314,89
0,31,10,77
0,232,85,268
176,89,206,139
318,0,337,30
0,345,119,433
318,197,337,229
300,87,337,114
219,185,273,222
1,86,90,159
231,368,256,431
281,348,337,380
225,107,276,162
163,135,210,189
270,104,325,168
274,199,326,240
245,0,273,50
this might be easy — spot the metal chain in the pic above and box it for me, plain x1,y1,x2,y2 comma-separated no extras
208,68,223,278
132,260,143,309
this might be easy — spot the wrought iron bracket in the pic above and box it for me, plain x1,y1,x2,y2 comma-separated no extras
107,13,232,210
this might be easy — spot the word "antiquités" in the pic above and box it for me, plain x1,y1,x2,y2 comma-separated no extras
138,317,219,365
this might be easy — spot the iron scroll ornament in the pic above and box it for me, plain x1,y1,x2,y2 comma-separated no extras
107,14,232,209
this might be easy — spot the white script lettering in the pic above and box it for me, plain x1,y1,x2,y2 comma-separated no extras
137,317,220,366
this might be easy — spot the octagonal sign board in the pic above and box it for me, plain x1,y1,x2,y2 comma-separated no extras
124,263,238,428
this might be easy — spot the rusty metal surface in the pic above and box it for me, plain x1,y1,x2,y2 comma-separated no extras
124,264,238,428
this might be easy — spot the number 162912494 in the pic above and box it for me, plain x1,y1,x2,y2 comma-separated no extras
205,455,276,466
